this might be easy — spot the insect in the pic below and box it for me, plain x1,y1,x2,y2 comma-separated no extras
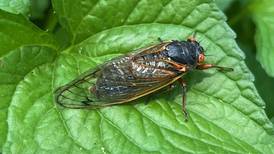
55,33,233,121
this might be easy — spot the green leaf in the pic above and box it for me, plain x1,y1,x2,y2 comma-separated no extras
0,10,58,151
52,0,229,44
2,0,274,153
0,0,30,15
0,10,58,57
215,0,235,11
29,0,50,20
251,0,274,77
239,42,274,121
0,0,51,21
226,3,274,120
0,46,57,151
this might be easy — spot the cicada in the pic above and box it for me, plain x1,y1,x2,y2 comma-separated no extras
55,34,233,121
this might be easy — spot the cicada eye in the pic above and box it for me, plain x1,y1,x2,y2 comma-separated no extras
198,53,205,63
198,46,204,53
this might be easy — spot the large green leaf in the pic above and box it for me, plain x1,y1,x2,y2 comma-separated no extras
0,10,58,151
251,0,274,77
2,0,274,153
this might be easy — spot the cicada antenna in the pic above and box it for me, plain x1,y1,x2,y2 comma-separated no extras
187,31,197,42
192,31,197,38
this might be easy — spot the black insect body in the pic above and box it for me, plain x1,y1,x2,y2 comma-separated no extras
55,35,233,121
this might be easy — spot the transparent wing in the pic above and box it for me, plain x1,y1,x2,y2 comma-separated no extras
55,68,102,108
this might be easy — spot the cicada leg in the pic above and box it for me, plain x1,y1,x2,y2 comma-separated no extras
197,64,233,72
158,37,163,43
144,97,152,105
178,78,188,122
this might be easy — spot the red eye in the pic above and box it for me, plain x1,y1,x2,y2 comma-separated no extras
198,53,205,63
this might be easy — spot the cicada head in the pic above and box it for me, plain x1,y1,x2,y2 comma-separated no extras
187,38,205,64
166,38,205,69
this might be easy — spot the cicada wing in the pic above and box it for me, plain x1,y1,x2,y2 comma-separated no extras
55,41,180,108
55,68,103,108
91,56,182,105
95,75,183,105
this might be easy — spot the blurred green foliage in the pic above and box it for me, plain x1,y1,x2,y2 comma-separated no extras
216,0,274,120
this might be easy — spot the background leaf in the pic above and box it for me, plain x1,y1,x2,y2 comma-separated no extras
52,0,228,45
0,0,30,15
215,0,235,11
251,0,274,77
0,10,58,151
0,10,58,57
222,0,274,120
29,0,50,20
0,46,57,151
1,0,274,153
0,0,50,20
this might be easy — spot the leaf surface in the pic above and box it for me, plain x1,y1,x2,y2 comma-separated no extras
0,10,58,151
2,0,274,153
